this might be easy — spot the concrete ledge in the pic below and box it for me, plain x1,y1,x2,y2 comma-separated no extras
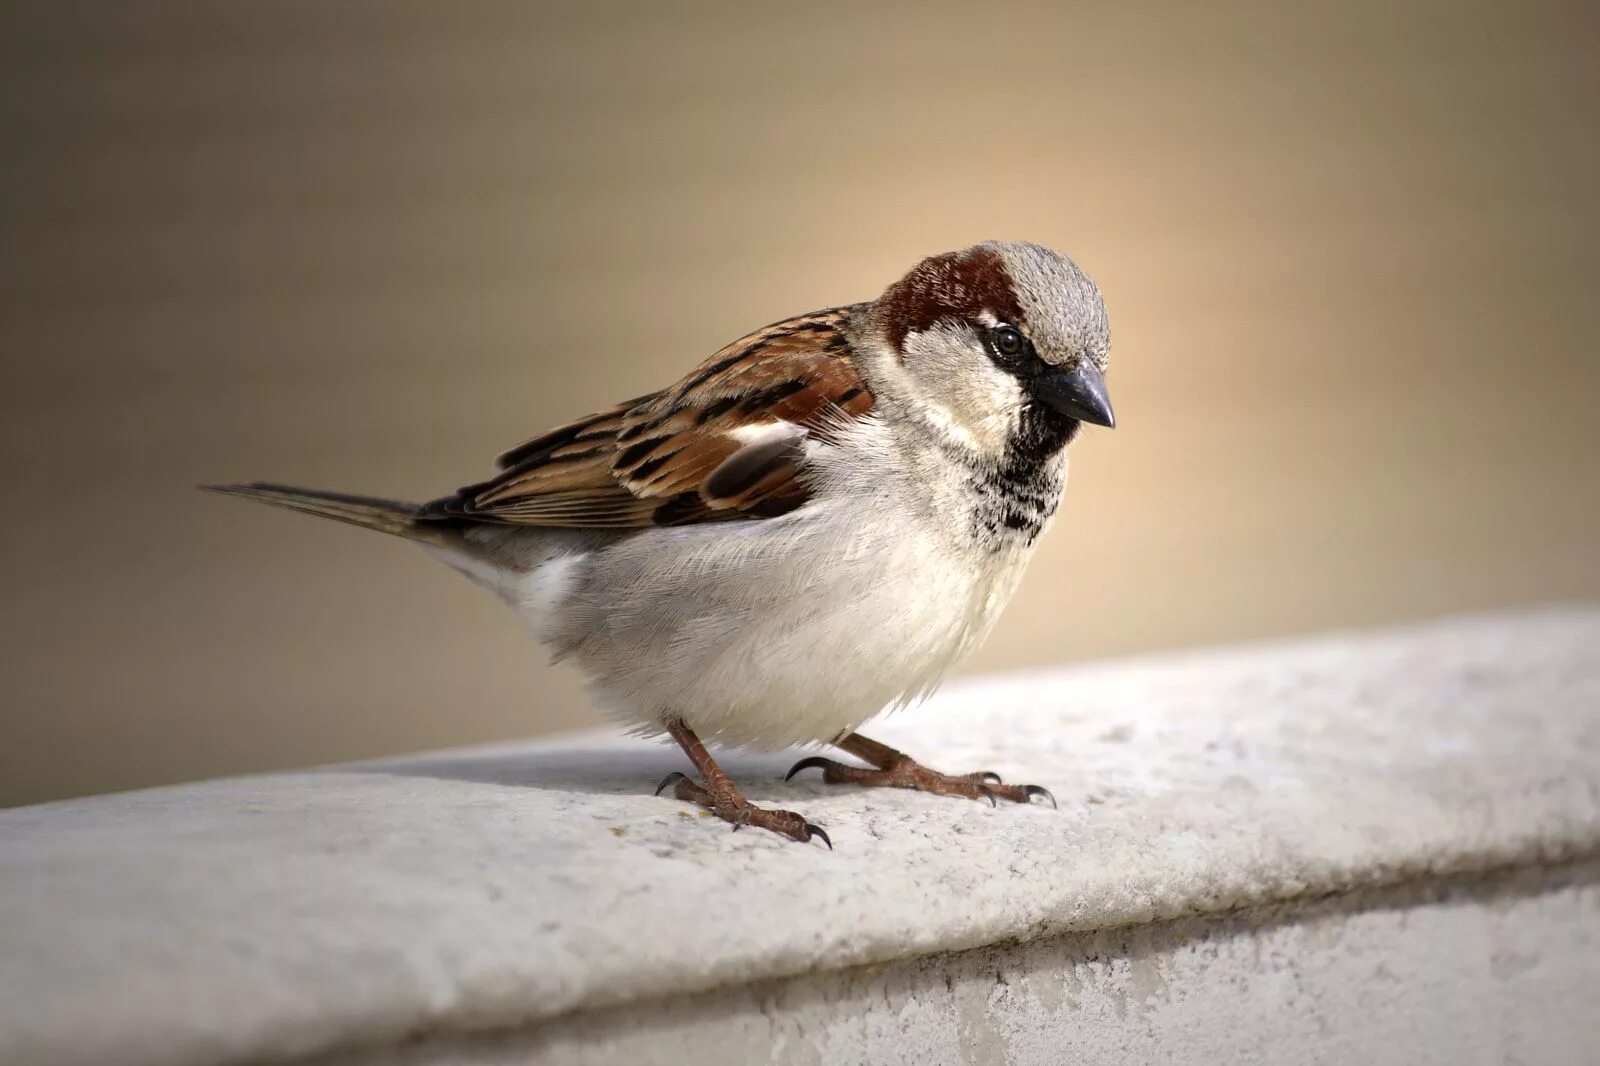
3,609,1598,1065
329,862,1600,1066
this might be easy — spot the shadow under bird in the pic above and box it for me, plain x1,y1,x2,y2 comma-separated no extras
205,241,1115,847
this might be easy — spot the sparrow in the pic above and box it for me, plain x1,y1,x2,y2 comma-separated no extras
205,241,1114,848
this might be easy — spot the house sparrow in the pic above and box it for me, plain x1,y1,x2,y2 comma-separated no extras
206,241,1114,847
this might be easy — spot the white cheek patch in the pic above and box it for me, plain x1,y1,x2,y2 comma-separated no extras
900,324,1027,454
919,405,981,451
969,363,1028,446
897,325,983,451
979,362,1026,413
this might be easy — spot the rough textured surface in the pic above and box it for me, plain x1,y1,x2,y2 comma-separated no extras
336,863,1600,1066
2,609,1598,1065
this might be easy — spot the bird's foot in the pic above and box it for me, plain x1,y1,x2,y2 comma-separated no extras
787,734,1055,810
655,771,831,848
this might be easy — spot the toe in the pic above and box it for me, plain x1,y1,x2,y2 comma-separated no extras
1022,784,1058,810
785,756,836,781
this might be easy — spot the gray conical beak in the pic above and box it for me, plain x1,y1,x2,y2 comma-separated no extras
1035,362,1115,427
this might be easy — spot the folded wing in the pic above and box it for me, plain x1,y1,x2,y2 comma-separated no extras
425,304,874,528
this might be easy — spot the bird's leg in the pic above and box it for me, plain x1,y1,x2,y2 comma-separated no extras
655,718,831,848
788,732,1055,809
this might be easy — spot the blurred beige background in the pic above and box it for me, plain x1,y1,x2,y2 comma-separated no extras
3,2,1597,807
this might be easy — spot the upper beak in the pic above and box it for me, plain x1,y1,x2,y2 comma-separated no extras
1035,362,1115,427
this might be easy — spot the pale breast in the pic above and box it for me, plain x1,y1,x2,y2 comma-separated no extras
524,418,1052,749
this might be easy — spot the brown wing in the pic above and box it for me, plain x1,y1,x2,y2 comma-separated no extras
425,305,874,528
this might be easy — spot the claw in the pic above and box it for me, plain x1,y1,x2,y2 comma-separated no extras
654,771,687,797
977,786,999,808
805,823,833,850
976,771,1003,784
1023,784,1057,810
785,756,834,782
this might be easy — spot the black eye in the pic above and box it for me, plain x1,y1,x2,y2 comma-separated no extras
991,326,1026,361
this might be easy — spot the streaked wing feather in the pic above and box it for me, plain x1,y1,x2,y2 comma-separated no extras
493,395,655,470
425,305,874,528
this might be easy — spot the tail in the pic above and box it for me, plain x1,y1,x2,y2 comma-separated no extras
200,482,453,545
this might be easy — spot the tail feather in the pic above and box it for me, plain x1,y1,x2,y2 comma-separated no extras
200,482,450,544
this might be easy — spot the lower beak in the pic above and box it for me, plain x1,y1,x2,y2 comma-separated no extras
1034,363,1115,427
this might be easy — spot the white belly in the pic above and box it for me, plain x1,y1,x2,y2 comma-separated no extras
465,416,1059,749
504,499,1032,749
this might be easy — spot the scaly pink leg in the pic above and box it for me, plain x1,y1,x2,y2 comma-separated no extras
787,732,1055,808
656,719,831,847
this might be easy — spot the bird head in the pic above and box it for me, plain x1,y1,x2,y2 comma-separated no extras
862,241,1113,459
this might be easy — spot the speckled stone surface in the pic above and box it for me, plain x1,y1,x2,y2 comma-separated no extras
2,609,1598,1065
339,863,1600,1066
